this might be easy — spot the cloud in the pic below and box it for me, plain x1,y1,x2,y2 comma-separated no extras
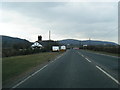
0,9,48,41
0,2,118,43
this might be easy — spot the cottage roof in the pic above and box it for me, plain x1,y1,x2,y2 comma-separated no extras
31,42,43,48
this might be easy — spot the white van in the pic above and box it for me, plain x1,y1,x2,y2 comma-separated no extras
60,46,66,51
52,46,59,52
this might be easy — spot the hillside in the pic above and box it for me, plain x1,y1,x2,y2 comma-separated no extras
1,35,118,49
58,39,117,46
2,35,31,48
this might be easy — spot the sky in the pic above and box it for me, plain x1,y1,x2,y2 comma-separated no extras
0,1,118,43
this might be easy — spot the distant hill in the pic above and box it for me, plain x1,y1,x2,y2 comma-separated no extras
58,39,80,45
58,39,117,46
1,35,32,48
1,35,118,49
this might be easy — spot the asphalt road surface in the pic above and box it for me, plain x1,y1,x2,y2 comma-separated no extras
13,49,119,88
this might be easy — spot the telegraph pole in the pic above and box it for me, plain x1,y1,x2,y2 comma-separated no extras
89,38,91,45
48,30,51,51
49,30,50,40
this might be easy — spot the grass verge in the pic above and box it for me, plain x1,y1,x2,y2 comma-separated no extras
83,49,119,57
2,52,63,86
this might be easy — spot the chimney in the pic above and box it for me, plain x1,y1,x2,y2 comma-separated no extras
38,35,42,41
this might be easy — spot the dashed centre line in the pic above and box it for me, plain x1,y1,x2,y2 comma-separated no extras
85,58,91,62
78,52,84,57
81,55,84,57
77,51,119,86
78,52,91,63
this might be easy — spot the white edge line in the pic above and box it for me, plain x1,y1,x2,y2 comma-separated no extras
12,64,48,88
12,52,65,88
51,60,54,62
96,65,120,85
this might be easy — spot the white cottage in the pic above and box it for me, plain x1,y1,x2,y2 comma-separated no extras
31,42,43,49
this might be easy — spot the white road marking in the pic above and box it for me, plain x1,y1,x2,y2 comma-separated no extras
51,60,54,62
96,65,120,85
56,54,63,59
78,52,91,62
78,51,119,85
12,53,66,88
78,52,81,55
85,58,91,62
81,55,84,57
12,64,48,88
77,52,84,57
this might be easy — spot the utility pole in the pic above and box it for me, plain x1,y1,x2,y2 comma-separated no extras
49,30,50,40
89,38,91,45
88,38,91,50
79,41,81,49
48,30,51,51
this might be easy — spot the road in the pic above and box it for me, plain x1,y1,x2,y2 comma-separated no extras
13,49,119,88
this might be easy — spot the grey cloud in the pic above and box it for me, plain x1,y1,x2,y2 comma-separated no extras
2,2,117,23
1,2,118,43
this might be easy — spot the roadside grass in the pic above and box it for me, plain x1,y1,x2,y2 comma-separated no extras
2,52,63,86
83,49,119,57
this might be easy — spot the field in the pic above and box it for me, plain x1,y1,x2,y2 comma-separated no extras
2,52,62,86
83,49,119,57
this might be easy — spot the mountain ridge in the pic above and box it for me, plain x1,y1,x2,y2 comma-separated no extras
1,35,118,48
58,39,117,46
1,35,31,48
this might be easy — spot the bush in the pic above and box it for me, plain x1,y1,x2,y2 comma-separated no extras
2,48,47,57
85,45,119,54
